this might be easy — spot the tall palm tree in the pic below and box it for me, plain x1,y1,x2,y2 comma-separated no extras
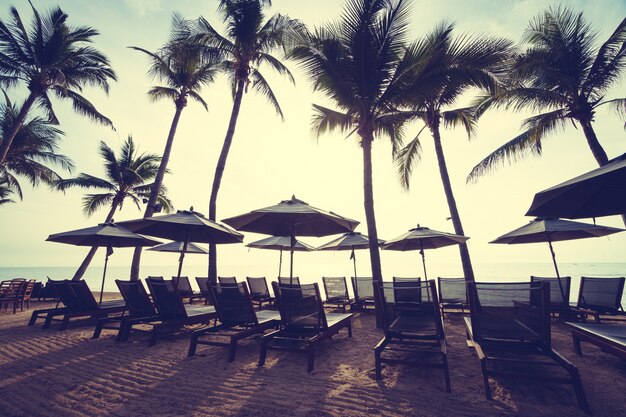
468,8,626,182
128,17,219,280
395,23,513,282
55,136,172,280
288,0,435,323
193,0,305,282
0,1,116,164
0,93,72,200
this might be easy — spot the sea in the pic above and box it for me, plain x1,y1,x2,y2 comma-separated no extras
2,261,625,305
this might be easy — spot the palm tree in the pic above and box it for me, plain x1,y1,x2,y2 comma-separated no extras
288,0,436,323
0,1,116,164
55,136,172,280
468,8,626,182
128,16,219,280
395,23,513,282
0,175,16,205
193,0,305,282
0,93,72,200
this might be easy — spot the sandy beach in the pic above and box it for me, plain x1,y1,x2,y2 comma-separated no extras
0,295,624,417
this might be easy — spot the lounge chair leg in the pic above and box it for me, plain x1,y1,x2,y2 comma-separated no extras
228,340,237,363
572,334,582,355
374,349,382,380
569,365,590,413
42,313,53,329
60,316,71,331
442,354,451,393
480,358,492,400
258,340,268,367
188,334,199,357
307,349,315,373
347,322,352,338
149,329,159,347
93,322,104,339
28,311,39,326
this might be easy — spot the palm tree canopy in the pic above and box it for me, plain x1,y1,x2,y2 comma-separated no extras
394,22,513,189
468,7,626,181
0,93,71,200
0,1,117,125
0,174,16,205
130,16,220,111
55,136,173,216
193,0,306,119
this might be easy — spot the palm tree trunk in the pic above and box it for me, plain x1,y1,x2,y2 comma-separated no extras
580,119,609,166
431,123,475,282
130,103,185,280
71,201,119,281
0,90,39,165
208,78,246,283
361,132,384,328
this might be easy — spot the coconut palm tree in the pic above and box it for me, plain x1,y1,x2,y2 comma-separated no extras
128,16,219,280
55,136,172,280
395,23,513,282
192,0,305,282
0,93,72,200
467,8,626,181
288,0,436,322
0,1,116,164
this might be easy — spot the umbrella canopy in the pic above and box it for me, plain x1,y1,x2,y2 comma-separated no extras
246,236,315,276
382,226,469,279
46,222,160,304
317,232,385,278
148,241,209,254
491,217,624,300
118,209,244,278
223,196,359,278
526,152,626,219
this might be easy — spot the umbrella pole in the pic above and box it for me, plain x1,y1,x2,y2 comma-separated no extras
99,250,109,306
419,240,428,280
279,249,282,277
177,235,189,279
547,237,567,303
289,234,295,284
352,248,357,278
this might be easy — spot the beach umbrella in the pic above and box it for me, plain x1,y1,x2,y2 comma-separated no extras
526,152,626,219
147,241,208,277
491,217,624,300
118,209,244,279
46,222,161,304
246,236,315,276
222,195,359,280
317,232,384,278
382,225,469,280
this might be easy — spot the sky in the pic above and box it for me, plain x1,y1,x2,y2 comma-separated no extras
0,0,625,279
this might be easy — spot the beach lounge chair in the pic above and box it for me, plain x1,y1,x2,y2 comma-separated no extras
437,277,469,316
465,281,589,412
530,276,578,318
565,322,626,361
576,276,626,322
92,279,160,341
246,276,275,308
218,276,238,284
392,277,422,309
195,277,211,304
0,279,26,314
322,276,352,312
172,276,204,304
259,282,353,372
278,276,300,285
188,282,280,361
375,280,450,392
145,278,217,346
351,276,376,311
17,279,36,311
40,280,126,330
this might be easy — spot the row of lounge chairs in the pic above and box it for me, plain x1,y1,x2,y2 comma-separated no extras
0,278,36,313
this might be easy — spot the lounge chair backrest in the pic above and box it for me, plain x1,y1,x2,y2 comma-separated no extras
530,276,571,307
49,279,82,310
147,279,188,320
116,279,156,317
278,276,300,285
272,282,327,330
577,276,625,313
351,277,375,303
43,280,59,299
211,282,257,326
322,277,349,301
468,281,550,348
4,279,25,297
195,277,210,295
393,277,422,303
378,280,443,337
172,276,193,295
218,276,238,285
22,279,36,299
246,276,270,299
147,276,164,282
437,277,468,304
68,280,100,310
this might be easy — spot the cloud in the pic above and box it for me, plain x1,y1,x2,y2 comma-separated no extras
124,0,164,16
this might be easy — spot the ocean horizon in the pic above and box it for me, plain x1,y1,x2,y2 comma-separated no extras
3,261,625,304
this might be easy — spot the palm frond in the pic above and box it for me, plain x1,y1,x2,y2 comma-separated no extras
395,126,426,190
441,107,477,139
249,68,284,120
310,104,354,139
82,192,114,216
